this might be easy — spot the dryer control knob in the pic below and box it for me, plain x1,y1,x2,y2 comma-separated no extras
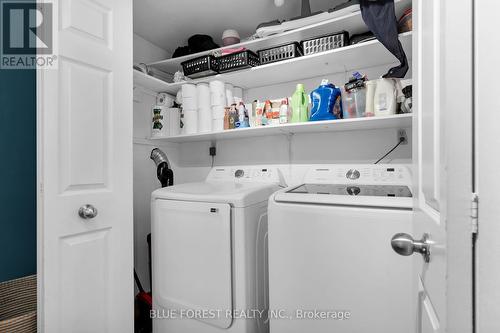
235,169,245,178
346,169,360,180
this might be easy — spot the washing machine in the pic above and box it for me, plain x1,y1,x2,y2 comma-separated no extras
268,164,413,333
151,166,285,333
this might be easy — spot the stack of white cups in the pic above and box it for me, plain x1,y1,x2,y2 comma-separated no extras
209,80,226,132
225,83,234,106
233,86,243,104
181,84,198,134
196,83,212,133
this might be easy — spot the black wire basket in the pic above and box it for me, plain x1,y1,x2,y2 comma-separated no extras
181,54,220,79
301,31,349,55
218,50,260,73
258,42,303,65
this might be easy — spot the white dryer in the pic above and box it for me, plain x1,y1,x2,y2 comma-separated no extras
151,166,285,333
268,165,413,333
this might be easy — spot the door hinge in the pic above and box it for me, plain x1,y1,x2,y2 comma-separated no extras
471,193,479,234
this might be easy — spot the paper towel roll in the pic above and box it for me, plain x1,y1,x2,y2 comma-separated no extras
176,90,183,105
183,110,198,134
225,83,234,106
212,105,225,119
182,96,197,111
169,108,180,136
198,107,212,133
233,87,243,99
212,118,224,132
196,83,210,109
210,80,226,106
156,93,175,107
182,83,197,98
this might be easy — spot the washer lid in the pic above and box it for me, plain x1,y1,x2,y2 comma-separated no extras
152,181,280,208
274,184,413,209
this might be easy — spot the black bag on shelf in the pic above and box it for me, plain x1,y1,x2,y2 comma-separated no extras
188,34,219,53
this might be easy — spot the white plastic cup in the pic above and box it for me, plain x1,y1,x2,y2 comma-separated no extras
196,83,210,109
209,80,226,106
212,105,226,119
212,118,224,132
225,83,234,106
182,96,197,111
181,83,197,98
233,87,243,99
198,107,212,133
156,93,175,107
183,109,198,134
168,108,180,136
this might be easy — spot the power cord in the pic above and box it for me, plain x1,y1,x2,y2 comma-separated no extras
374,137,405,164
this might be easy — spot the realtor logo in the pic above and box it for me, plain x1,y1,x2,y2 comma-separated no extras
1,0,58,69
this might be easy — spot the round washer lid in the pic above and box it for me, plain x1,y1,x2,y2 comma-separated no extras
152,181,280,208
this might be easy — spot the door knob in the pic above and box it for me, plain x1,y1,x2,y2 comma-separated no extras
391,233,431,263
78,204,98,219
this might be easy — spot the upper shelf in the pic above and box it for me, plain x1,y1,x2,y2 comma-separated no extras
135,32,412,94
150,114,413,143
149,0,411,75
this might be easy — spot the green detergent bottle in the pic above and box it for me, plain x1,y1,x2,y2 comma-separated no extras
291,84,309,123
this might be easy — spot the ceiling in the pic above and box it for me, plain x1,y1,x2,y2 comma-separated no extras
133,0,345,54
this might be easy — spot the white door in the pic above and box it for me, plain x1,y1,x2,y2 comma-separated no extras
37,0,133,332
397,0,473,332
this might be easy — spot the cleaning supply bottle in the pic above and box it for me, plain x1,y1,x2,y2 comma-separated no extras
291,84,309,123
309,79,343,121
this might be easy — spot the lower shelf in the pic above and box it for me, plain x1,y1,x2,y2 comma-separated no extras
150,114,413,143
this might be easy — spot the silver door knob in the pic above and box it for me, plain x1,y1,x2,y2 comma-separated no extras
78,204,98,219
391,233,431,263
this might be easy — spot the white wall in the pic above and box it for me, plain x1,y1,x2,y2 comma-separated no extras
133,33,171,64
133,35,173,291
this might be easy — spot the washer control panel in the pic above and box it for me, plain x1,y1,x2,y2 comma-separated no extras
207,166,284,184
304,165,411,185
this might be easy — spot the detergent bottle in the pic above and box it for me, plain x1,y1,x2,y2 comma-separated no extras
309,79,343,121
291,84,309,123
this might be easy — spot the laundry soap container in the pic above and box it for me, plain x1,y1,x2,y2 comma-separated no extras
374,78,397,116
309,80,343,121
291,84,309,123
342,74,367,118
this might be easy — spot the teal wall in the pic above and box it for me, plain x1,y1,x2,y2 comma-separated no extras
0,67,37,282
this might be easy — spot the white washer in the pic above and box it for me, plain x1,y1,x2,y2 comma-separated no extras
268,164,413,333
151,166,285,333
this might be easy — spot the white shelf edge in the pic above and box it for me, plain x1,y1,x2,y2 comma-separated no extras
136,32,412,95
150,114,413,143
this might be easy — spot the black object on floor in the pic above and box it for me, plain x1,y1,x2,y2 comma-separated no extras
360,0,409,78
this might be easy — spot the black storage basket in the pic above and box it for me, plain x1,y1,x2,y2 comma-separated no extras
218,50,260,73
301,31,349,55
258,42,303,65
181,54,219,79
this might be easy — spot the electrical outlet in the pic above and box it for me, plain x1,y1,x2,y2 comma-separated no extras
397,129,408,145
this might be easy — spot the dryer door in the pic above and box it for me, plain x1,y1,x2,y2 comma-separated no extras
153,200,233,329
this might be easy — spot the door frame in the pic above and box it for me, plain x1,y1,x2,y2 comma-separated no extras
439,0,475,331
474,0,500,332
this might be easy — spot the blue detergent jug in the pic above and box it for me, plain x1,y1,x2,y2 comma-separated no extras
309,80,343,121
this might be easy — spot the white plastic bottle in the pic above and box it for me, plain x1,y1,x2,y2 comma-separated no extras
364,80,377,117
374,78,397,116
